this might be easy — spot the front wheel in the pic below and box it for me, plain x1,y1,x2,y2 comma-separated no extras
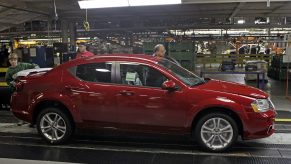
36,107,74,144
194,113,238,152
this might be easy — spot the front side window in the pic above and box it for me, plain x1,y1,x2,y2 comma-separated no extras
71,62,112,83
119,62,168,88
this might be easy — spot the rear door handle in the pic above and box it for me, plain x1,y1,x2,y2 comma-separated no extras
119,90,135,96
65,85,84,90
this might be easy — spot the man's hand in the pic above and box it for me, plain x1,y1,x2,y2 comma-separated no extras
10,81,16,87
12,73,17,80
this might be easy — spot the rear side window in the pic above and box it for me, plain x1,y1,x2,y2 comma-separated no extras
70,62,112,83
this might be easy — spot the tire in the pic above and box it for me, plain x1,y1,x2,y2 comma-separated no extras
194,112,238,152
36,107,74,144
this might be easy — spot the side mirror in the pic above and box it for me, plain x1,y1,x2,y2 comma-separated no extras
162,80,177,91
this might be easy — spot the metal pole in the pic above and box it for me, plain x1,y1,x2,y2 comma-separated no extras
286,63,289,98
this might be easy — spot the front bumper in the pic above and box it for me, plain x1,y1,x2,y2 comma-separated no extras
243,109,276,140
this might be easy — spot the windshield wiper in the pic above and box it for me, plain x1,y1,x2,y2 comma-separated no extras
191,78,210,87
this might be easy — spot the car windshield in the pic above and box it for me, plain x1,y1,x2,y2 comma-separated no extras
158,59,205,86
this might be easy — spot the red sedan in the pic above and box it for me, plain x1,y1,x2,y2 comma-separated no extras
11,54,276,152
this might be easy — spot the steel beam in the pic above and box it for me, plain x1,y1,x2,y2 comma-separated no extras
228,2,246,21
0,3,49,16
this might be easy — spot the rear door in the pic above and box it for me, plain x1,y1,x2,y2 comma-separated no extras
64,61,118,126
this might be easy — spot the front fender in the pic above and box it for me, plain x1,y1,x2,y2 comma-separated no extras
185,97,247,128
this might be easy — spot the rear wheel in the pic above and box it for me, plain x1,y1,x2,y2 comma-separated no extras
36,107,74,144
194,113,238,152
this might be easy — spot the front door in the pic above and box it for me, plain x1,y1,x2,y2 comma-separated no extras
115,62,188,132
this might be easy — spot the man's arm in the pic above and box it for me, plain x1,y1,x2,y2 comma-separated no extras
5,69,16,90
21,62,39,69
5,70,12,85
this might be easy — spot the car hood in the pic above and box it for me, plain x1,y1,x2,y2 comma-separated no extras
197,79,268,99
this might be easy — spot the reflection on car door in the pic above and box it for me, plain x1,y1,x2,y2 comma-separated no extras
115,62,189,133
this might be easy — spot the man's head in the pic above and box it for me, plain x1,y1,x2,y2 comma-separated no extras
154,44,166,58
78,42,88,53
8,53,18,67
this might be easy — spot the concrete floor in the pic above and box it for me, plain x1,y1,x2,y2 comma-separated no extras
0,123,290,164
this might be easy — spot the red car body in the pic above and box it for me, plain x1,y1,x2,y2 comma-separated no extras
11,54,276,146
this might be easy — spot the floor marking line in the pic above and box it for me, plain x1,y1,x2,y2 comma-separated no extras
0,142,289,159
1,135,291,152
275,118,291,122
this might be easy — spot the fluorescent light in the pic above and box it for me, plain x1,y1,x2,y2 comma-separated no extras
78,0,128,9
78,0,181,9
129,0,181,6
237,20,245,24
96,69,111,72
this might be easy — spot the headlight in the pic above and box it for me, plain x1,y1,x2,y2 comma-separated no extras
251,98,274,113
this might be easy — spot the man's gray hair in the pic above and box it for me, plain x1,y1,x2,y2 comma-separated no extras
154,44,165,53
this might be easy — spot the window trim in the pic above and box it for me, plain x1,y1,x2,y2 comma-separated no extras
115,61,179,90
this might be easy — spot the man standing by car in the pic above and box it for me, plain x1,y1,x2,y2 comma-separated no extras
5,53,39,92
76,42,95,59
5,53,39,126
153,44,180,66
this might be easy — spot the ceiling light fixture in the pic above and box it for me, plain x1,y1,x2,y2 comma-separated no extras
78,0,181,9
129,0,181,6
78,0,129,9
267,0,271,7
237,20,245,24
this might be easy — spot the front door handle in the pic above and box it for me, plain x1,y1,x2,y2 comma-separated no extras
119,90,135,96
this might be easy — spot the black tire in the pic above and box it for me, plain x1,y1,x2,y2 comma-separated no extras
194,112,238,152
36,107,74,144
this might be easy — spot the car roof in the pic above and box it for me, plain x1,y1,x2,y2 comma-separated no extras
56,54,160,70
84,54,159,63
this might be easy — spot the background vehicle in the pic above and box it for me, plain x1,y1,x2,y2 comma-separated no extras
11,54,276,152
224,44,266,55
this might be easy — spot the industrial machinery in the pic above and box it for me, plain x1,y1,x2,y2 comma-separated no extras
220,60,235,71
245,60,268,81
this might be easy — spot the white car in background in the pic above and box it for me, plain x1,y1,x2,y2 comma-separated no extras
223,44,266,54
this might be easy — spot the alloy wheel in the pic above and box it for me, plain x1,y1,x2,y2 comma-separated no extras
40,112,67,142
200,117,234,150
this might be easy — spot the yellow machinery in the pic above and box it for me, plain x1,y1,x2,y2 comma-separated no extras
0,67,8,87
0,67,9,110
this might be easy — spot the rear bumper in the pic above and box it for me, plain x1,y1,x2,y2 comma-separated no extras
10,93,32,123
243,109,276,140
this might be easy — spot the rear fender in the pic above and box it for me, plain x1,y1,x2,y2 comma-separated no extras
28,92,83,123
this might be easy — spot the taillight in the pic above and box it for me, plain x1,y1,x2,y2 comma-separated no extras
15,81,24,92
